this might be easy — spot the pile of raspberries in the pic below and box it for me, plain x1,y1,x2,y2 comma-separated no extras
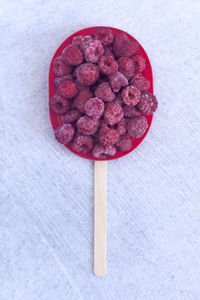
50,27,158,159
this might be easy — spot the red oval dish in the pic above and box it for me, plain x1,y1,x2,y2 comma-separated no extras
49,26,153,161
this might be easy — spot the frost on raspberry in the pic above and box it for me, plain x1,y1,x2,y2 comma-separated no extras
108,71,128,92
99,127,119,146
93,27,114,46
57,80,78,99
131,55,146,73
117,118,127,135
104,102,124,125
54,74,73,88
137,92,158,115
72,134,94,154
92,144,116,159
62,44,83,66
127,116,148,138
118,57,134,79
131,73,150,91
84,97,104,120
113,33,139,57
54,124,75,144
52,56,72,77
98,55,118,76
81,39,104,63
77,63,99,86
73,88,93,113
121,85,141,106
49,95,70,115
116,134,132,152
94,82,115,102
123,104,141,118
63,109,81,123
76,115,99,135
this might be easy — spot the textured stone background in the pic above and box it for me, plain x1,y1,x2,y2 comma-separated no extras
0,0,200,299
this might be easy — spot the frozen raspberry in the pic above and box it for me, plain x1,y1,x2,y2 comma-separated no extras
72,134,94,154
123,105,141,118
131,55,146,73
108,71,128,92
137,92,158,115
99,127,119,146
122,85,141,106
52,56,72,77
72,35,83,45
98,55,118,76
54,74,73,88
92,144,116,159
116,134,132,152
127,116,148,138
54,124,74,144
73,89,93,113
76,115,99,135
63,109,81,123
77,63,99,86
131,73,150,91
118,57,134,79
80,35,92,45
84,98,104,120
104,102,124,125
117,118,127,135
94,82,115,102
62,44,83,66
81,39,104,63
104,46,114,58
113,33,139,57
49,95,70,115
57,80,78,99
93,27,114,46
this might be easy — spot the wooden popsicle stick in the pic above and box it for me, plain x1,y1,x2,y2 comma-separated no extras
94,160,107,276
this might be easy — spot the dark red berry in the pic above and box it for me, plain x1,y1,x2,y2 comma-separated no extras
104,102,124,125
113,33,129,57
49,95,70,115
72,35,83,45
127,116,148,138
73,89,93,113
54,124,74,144
108,71,128,92
137,92,158,114
52,56,72,77
84,97,104,120
118,57,134,79
123,105,141,118
62,44,83,66
99,127,119,146
94,82,115,102
72,133,94,154
117,118,127,135
63,109,81,123
81,39,104,63
131,55,146,73
93,27,114,46
57,80,78,99
77,63,99,86
98,55,118,76
113,33,139,57
92,144,116,159
131,73,150,91
122,85,141,106
76,115,99,135
116,134,132,152
54,75,73,88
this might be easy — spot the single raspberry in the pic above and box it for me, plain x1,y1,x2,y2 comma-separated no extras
77,63,99,86
108,71,128,92
117,118,127,135
131,73,150,91
127,116,148,138
81,39,104,63
73,89,93,113
113,33,129,57
122,85,141,106
62,44,83,66
98,55,118,76
92,144,116,159
49,95,70,115
52,56,72,77
94,82,115,102
104,46,114,58
113,33,139,57
118,57,134,79
63,109,81,123
131,55,146,73
104,102,124,125
54,124,74,144
57,80,78,99
84,97,104,120
116,134,132,152
72,35,83,45
123,105,141,118
137,92,158,114
76,115,99,135
54,74,73,88
99,127,119,146
93,27,114,46
72,133,94,154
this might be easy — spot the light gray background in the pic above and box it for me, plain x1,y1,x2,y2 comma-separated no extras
1,0,200,299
